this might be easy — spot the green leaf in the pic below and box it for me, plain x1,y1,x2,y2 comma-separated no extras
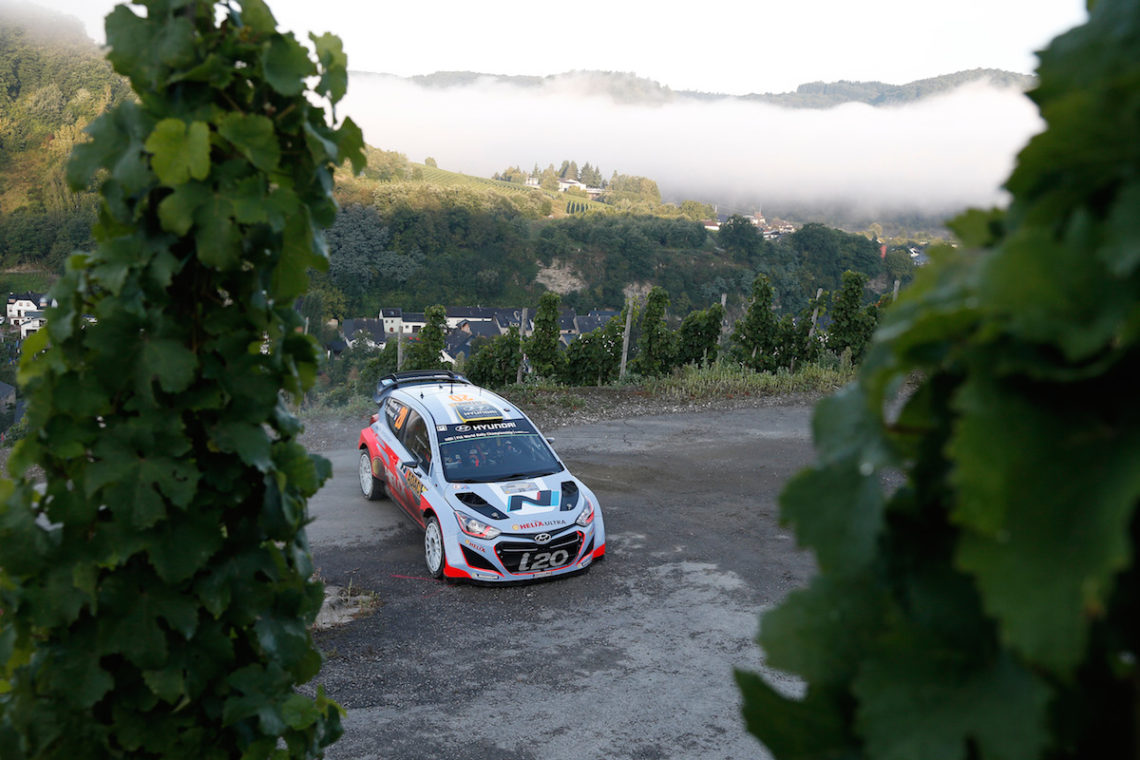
212,422,273,472
158,181,210,236
46,634,114,708
145,119,211,186
217,113,280,173
335,117,366,174
223,176,270,225
147,513,223,584
854,635,1050,760
311,32,348,103
950,375,1140,674
141,337,198,393
271,212,317,300
780,461,885,574
811,383,895,470
238,0,278,35
1101,179,1140,276
281,693,320,730
143,666,186,704
759,574,888,686
735,674,853,760
263,36,315,96
195,196,240,270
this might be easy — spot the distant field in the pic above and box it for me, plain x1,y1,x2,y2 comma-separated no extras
412,164,607,214
1,272,56,295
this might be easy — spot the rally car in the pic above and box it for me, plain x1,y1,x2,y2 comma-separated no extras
357,370,606,582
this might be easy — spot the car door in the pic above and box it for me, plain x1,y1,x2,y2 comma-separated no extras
385,398,434,522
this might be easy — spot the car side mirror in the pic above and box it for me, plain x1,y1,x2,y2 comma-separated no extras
545,437,555,444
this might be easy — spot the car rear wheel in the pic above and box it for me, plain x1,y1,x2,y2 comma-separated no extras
425,516,445,579
359,450,384,501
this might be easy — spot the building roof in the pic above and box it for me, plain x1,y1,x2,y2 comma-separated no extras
446,306,497,321
343,318,387,344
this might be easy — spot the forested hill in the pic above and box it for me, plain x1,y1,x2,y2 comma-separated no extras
0,4,132,213
0,7,912,327
354,68,1035,108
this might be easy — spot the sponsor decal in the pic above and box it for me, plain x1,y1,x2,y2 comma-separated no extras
402,468,426,497
511,519,568,531
501,481,538,495
463,540,487,553
436,425,447,432
452,400,502,423
437,420,528,444
508,490,559,512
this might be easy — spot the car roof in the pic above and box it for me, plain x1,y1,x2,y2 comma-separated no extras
378,372,527,428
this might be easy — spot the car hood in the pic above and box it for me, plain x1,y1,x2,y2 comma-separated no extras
449,476,583,530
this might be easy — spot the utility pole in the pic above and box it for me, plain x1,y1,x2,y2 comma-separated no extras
516,307,528,385
807,288,825,339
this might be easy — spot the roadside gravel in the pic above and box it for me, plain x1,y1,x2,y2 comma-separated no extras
297,386,829,453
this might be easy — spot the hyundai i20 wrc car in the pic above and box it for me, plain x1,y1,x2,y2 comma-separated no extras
357,370,606,582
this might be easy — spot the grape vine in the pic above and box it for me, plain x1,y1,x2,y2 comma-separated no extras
0,0,363,757
738,1,1140,758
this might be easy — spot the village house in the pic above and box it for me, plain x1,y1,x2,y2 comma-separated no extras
6,292,52,326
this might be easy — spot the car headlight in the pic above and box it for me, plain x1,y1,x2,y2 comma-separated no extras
455,511,501,540
576,498,595,527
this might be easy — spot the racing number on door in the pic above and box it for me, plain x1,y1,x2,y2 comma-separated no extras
518,549,570,572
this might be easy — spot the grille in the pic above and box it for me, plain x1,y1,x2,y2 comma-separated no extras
495,531,584,574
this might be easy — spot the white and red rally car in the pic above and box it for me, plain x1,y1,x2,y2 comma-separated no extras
358,371,605,582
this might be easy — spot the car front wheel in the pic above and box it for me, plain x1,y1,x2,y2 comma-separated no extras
425,516,445,579
359,450,384,501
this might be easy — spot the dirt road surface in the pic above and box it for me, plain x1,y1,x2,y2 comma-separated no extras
304,404,819,760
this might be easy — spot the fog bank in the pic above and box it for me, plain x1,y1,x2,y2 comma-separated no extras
341,73,1042,217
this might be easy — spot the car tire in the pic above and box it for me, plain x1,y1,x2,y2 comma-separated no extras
359,450,384,501
425,516,446,579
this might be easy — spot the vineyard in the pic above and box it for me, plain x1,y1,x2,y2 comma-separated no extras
413,164,607,215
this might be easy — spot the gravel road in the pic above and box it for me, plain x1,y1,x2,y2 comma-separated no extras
300,398,820,760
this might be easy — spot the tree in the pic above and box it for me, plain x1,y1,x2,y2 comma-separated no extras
633,286,675,376
526,292,565,378
738,3,1140,758
465,328,522,387
826,270,876,361
675,302,724,366
424,156,437,167
717,214,762,261
884,247,915,282
561,314,625,386
539,165,559,192
679,199,715,221
731,273,780,372
402,304,448,370
0,0,364,757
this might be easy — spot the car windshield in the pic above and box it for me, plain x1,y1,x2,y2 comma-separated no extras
438,420,563,484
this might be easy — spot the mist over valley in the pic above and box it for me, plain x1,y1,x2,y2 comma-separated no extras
342,69,1043,224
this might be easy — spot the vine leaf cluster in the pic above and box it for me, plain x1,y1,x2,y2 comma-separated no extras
738,1,1140,758
0,0,364,758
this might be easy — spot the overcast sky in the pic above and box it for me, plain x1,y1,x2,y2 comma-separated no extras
13,0,1093,215
22,0,1087,95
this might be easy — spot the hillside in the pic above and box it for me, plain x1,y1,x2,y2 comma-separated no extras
0,7,921,319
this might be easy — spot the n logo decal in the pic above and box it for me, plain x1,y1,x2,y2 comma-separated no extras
508,490,558,512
